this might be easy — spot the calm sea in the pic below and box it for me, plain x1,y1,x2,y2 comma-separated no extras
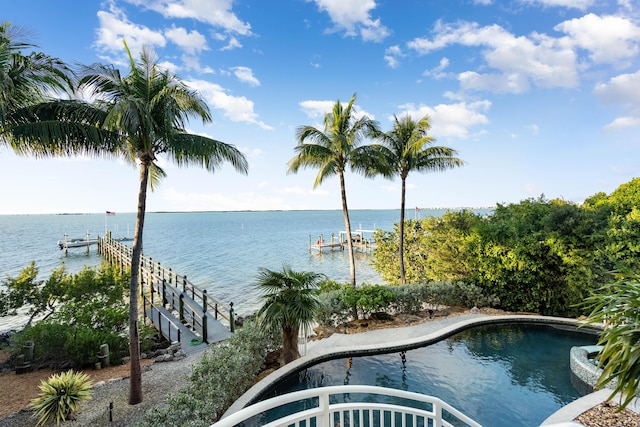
0,209,486,331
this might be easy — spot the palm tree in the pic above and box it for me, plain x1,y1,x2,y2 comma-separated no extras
76,43,248,404
374,114,464,284
288,93,380,287
0,21,76,151
255,266,323,364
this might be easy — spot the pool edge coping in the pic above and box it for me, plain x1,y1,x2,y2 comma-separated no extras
223,313,601,422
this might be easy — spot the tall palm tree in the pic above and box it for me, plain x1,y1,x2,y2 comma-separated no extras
374,114,464,284
77,43,248,404
288,93,380,287
255,266,323,364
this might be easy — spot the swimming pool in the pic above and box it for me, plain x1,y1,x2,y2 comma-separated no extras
257,323,598,427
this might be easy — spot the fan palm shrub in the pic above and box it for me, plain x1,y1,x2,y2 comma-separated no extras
255,266,324,363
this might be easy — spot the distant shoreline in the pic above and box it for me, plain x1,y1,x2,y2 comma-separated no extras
0,207,497,216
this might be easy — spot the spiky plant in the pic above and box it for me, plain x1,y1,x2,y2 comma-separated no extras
30,370,94,426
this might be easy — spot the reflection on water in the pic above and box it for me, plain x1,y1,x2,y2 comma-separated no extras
258,323,599,427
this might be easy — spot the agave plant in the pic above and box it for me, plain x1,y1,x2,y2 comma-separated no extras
30,370,94,426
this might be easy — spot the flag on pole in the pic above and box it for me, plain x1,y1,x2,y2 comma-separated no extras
415,207,420,213
106,211,116,216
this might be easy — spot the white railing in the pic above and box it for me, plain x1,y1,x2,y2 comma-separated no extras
212,385,482,427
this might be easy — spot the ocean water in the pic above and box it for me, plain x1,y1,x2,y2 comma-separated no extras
0,209,488,332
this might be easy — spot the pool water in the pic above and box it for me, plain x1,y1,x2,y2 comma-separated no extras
258,323,598,427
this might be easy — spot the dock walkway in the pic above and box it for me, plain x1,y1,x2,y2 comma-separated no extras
98,234,234,352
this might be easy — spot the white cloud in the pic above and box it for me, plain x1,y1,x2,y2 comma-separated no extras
521,0,595,10
232,66,260,86
124,0,252,35
95,3,166,57
299,100,336,118
555,14,640,64
384,45,403,68
602,116,640,132
473,0,493,4
594,70,640,108
423,57,450,79
310,0,390,42
407,20,578,94
187,79,273,130
164,26,208,55
395,101,491,139
299,99,375,121
220,36,243,51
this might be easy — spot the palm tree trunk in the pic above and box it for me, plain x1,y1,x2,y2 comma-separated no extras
399,177,407,284
339,172,356,287
282,326,299,364
128,160,149,405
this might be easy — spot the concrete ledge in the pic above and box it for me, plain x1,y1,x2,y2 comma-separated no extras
569,345,610,392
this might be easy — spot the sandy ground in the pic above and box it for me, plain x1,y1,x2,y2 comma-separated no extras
0,351,154,419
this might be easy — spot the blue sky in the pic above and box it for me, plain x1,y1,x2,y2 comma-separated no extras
1,0,639,214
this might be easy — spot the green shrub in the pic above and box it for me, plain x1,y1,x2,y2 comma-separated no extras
12,323,69,368
340,284,397,319
142,321,280,426
390,283,431,314
316,288,350,327
64,326,127,368
426,281,500,308
12,322,127,369
30,370,93,426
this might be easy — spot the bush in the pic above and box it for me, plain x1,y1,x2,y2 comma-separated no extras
427,281,500,308
30,370,93,426
142,321,280,426
316,287,350,327
11,322,127,369
340,284,397,319
8,264,129,369
389,283,431,314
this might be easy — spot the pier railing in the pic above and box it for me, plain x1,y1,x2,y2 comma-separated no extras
98,234,235,343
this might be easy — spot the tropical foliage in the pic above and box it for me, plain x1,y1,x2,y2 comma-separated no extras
372,114,464,284
288,93,380,287
316,281,498,327
0,21,72,143
373,178,640,316
255,266,323,363
6,263,129,368
30,370,94,426
584,276,640,410
142,321,279,427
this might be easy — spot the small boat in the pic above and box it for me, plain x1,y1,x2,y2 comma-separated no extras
58,232,99,250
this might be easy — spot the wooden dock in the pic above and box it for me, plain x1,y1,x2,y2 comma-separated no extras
98,234,234,351
309,229,377,254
